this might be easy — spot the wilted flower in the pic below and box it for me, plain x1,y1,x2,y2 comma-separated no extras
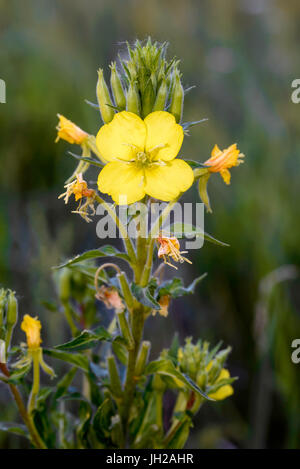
152,294,171,317
156,234,191,269
95,286,124,312
96,111,194,205
15,315,55,378
204,143,244,185
55,114,88,145
58,173,96,222
21,315,42,350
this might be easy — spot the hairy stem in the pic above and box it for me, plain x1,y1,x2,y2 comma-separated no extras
0,363,46,449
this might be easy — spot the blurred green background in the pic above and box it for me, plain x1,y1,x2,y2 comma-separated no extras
1,0,300,449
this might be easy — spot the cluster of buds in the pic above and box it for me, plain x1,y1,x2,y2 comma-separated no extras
96,38,185,123
0,289,19,363
177,338,234,401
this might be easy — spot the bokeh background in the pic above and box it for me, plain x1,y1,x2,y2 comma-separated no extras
1,0,300,449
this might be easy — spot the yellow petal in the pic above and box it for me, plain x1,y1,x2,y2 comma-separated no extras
220,169,231,184
144,111,184,161
97,161,145,205
144,159,194,201
211,144,221,159
209,368,234,401
96,111,146,162
209,384,234,401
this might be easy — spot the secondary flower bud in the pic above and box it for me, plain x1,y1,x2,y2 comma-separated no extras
169,70,184,123
96,69,115,124
153,78,168,112
126,80,141,116
110,62,126,111
6,290,18,327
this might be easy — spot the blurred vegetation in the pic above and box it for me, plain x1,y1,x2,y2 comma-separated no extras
0,0,299,448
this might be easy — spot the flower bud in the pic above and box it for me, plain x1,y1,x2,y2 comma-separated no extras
126,80,141,116
141,79,155,118
153,78,168,112
6,290,18,327
110,62,126,111
169,69,184,123
96,69,115,124
0,289,6,338
58,268,71,303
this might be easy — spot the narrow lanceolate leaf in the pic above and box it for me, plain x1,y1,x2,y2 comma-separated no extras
0,422,29,439
53,246,131,270
169,222,229,247
158,275,207,299
145,359,213,401
55,328,112,352
43,349,89,372
54,367,78,400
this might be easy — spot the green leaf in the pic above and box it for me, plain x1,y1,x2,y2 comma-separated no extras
55,327,111,352
158,275,207,299
43,348,89,372
93,398,115,446
0,422,29,439
112,336,128,366
183,159,208,169
54,367,78,400
53,246,131,270
7,362,32,384
169,222,229,247
145,359,213,401
68,150,104,168
131,282,160,309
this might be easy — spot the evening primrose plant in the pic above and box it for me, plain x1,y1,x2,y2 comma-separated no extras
0,39,242,449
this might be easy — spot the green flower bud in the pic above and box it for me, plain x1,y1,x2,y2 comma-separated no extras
6,290,18,327
169,70,184,123
126,80,141,116
96,69,115,124
152,78,168,112
58,268,71,303
110,62,126,111
5,290,18,351
0,289,6,338
142,79,155,118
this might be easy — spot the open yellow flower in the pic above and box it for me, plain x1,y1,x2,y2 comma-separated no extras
204,143,244,185
55,114,88,145
21,314,42,350
96,111,194,205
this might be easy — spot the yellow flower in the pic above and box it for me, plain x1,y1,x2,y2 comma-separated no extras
156,234,192,269
208,367,234,401
21,314,42,350
55,114,88,145
204,143,244,184
96,111,194,205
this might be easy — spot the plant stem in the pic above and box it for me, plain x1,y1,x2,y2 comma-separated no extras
95,195,136,263
0,363,46,449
